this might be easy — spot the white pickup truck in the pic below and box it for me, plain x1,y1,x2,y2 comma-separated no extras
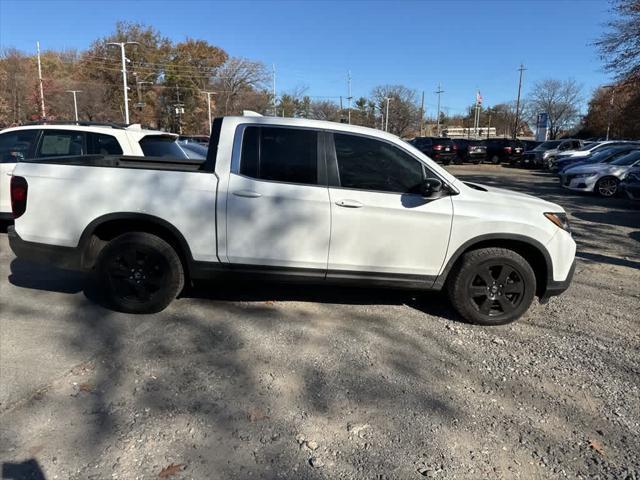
8,116,576,325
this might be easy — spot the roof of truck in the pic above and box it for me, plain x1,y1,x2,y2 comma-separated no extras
0,123,178,139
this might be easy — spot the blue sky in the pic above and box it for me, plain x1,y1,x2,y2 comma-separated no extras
0,0,612,114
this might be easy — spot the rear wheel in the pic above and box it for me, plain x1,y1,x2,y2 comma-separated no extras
447,248,536,325
96,232,184,313
595,176,619,197
490,154,500,164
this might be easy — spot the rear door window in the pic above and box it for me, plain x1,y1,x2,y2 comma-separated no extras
139,136,188,158
88,132,123,155
240,126,318,185
37,130,85,157
0,129,38,163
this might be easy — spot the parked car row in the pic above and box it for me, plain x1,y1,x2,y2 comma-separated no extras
408,134,640,200
408,137,523,165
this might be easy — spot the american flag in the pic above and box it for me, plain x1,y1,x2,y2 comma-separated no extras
476,91,483,105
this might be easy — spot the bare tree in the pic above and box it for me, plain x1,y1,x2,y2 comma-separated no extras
527,79,582,139
595,0,640,82
371,85,419,137
213,58,269,115
310,100,340,121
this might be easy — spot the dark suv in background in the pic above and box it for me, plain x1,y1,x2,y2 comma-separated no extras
484,138,525,164
451,138,487,164
409,137,457,165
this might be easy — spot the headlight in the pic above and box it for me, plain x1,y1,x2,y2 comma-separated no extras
573,172,597,178
544,212,571,233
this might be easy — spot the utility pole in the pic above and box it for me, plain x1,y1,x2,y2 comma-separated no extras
173,85,184,135
602,84,616,141
36,41,46,120
419,91,425,136
435,83,444,136
107,41,138,125
347,70,352,124
384,97,391,132
203,91,217,134
133,73,151,111
487,111,492,139
513,63,526,139
272,64,277,117
66,90,81,122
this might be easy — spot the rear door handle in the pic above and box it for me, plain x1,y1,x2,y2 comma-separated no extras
233,190,262,198
335,199,363,208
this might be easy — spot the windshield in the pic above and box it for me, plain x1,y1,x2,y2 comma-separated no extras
139,136,188,158
535,141,561,150
610,151,640,166
585,148,619,163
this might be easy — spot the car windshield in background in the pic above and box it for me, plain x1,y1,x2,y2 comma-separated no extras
610,151,640,166
586,148,618,163
536,141,562,150
178,141,208,159
139,136,188,158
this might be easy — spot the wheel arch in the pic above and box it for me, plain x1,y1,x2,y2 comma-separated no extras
434,234,552,298
78,212,193,279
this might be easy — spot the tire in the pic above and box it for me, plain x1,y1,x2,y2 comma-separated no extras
447,248,536,326
490,154,500,164
96,232,184,314
546,157,555,170
595,176,619,197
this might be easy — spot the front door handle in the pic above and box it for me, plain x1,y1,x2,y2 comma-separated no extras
233,190,262,198
335,199,363,208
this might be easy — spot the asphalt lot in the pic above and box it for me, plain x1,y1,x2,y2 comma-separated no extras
0,164,639,479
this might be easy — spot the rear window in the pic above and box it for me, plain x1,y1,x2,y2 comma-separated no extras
139,136,188,158
88,133,123,155
0,129,38,163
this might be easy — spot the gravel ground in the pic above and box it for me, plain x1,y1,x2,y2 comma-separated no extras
0,165,638,480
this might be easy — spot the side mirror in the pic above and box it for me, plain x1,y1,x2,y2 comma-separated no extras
419,178,443,197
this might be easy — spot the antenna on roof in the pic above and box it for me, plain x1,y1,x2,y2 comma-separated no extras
243,110,263,117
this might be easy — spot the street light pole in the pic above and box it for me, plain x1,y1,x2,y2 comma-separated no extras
66,90,81,122
384,97,391,132
107,41,138,124
435,83,444,136
203,91,217,133
513,64,526,139
36,41,46,120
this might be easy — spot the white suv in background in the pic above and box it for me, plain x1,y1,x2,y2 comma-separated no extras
0,123,186,219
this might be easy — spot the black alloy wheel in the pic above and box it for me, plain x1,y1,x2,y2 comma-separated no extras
97,232,184,313
467,263,525,317
447,247,536,325
106,247,168,304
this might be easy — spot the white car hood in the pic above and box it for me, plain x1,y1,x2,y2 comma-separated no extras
463,182,562,211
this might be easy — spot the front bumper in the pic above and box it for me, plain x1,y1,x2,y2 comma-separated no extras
539,259,576,303
560,174,598,192
8,226,82,270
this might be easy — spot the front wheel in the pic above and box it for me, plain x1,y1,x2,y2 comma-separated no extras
96,232,184,313
595,176,619,197
447,248,536,325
